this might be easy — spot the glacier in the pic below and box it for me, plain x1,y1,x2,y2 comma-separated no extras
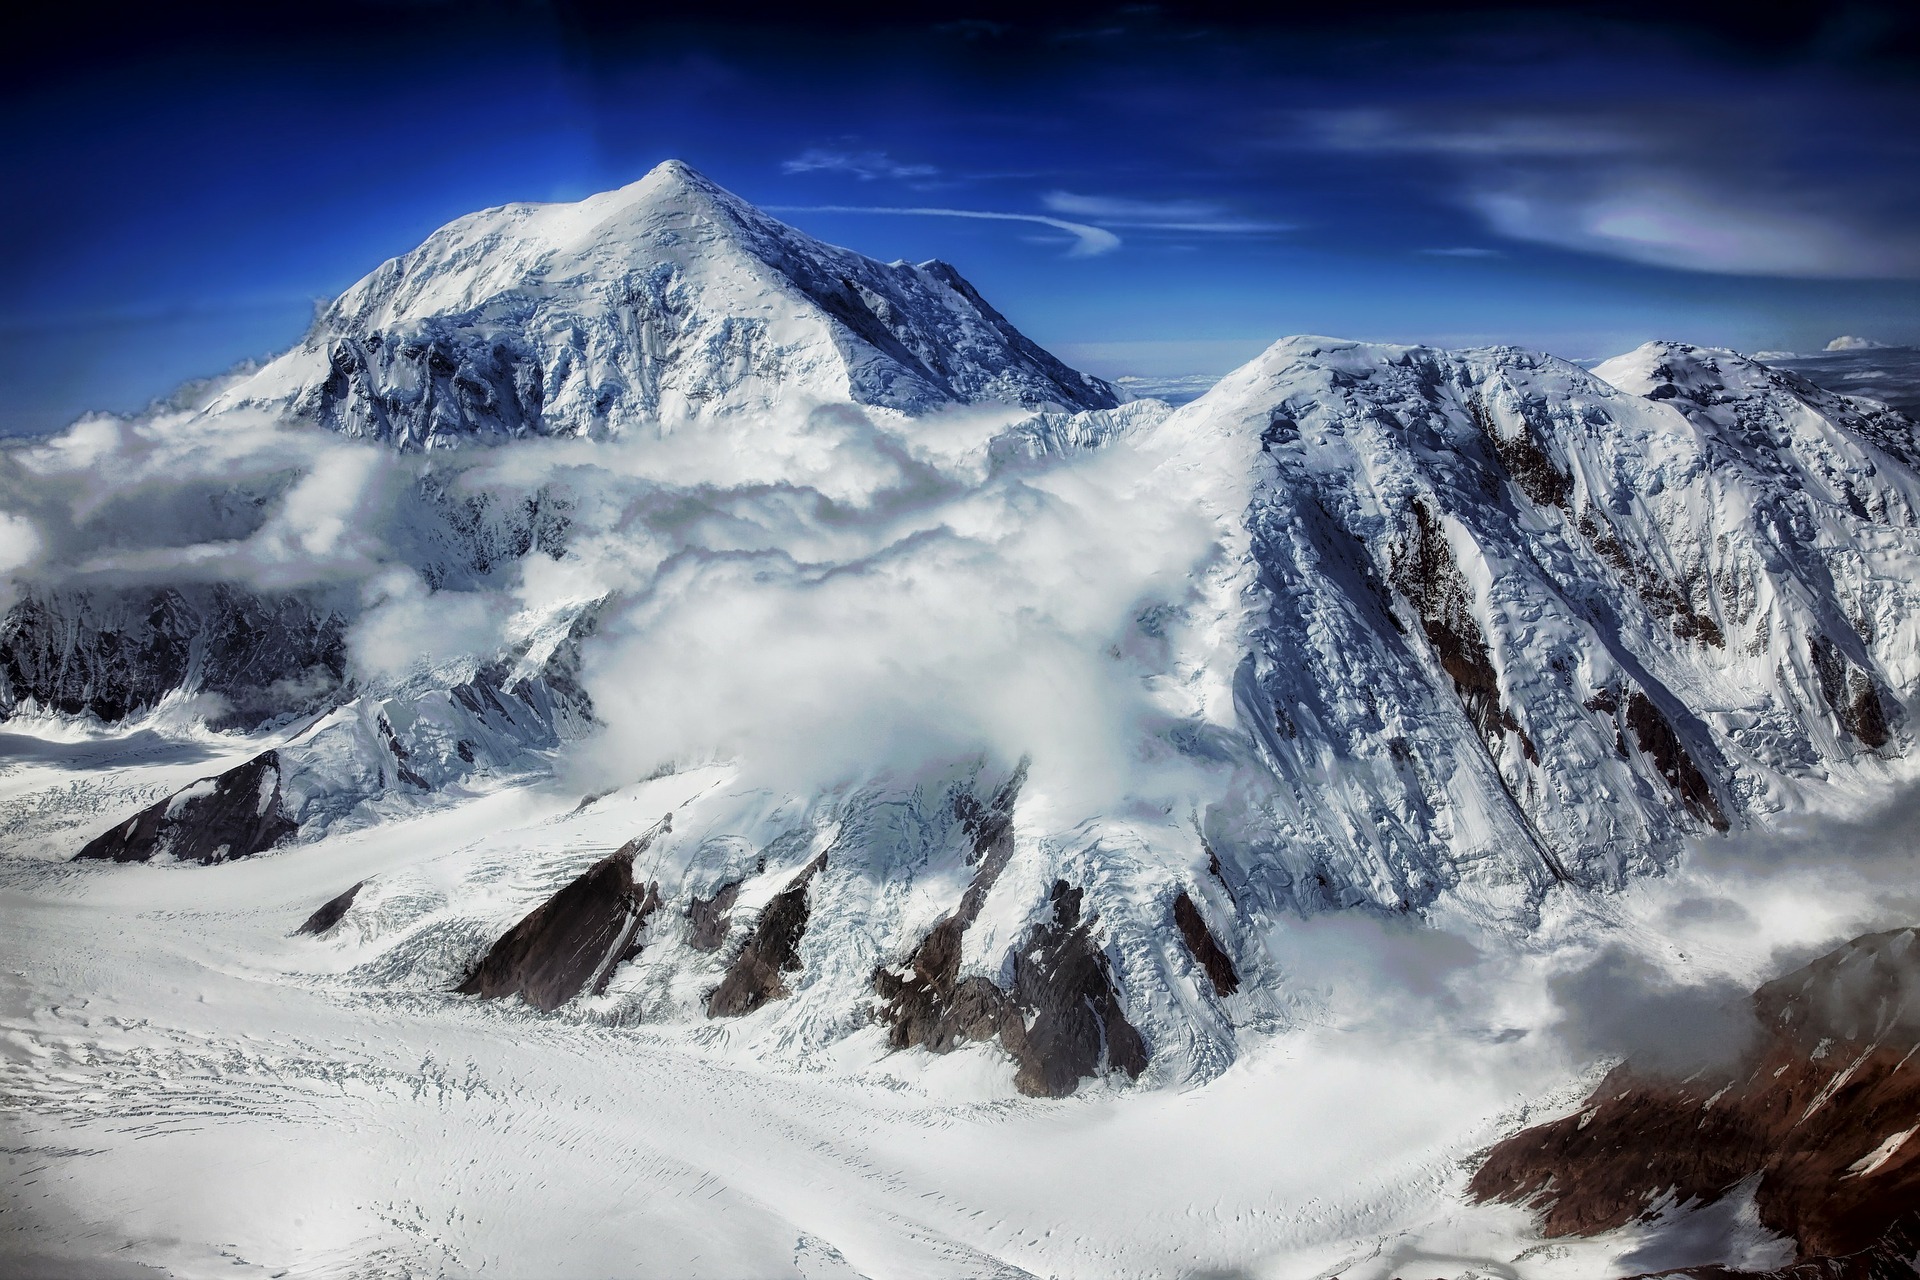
3,161,1919,1278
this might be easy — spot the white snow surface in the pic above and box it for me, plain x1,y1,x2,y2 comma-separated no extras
202,161,1119,448
3,172,1920,1275
11,743,1901,1279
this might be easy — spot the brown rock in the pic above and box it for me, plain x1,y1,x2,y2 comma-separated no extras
456,819,668,1012
1173,890,1239,996
871,765,1149,1097
1471,929,1920,1268
296,880,366,935
705,853,827,1018
687,879,742,951
74,750,298,865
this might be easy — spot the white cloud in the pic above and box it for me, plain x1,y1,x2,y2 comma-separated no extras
1295,107,1642,157
767,204,1123,257
1042,191,1291,234
780,149,938,181
1469,176,1920,278
1294,105,1920,279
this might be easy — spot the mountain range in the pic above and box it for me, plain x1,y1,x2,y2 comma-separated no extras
3,160,1917,1279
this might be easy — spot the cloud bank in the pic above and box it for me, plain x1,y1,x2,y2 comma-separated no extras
1296,104,1920,279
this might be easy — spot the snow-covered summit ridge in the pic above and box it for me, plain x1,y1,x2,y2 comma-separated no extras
209,160,1118,447
1141,334,1920,912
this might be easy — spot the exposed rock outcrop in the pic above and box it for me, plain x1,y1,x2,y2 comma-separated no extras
457,820,668,1011
873,765,1149,1097
686,879,743,951
296,880,367,935
1471,928,1920,1269
1,585,346,728
1172,891,1239,997
705,853,828,1018
1007,880,1150,1098
74,751,298,865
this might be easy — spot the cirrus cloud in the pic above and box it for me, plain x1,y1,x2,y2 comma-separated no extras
766,204,1123,257
1294,104,1920,279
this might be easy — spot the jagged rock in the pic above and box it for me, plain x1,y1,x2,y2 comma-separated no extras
74,751,298,865
1007,880,1150,1098
705,853,828,1018
1471,928,1920,1266
0,585,346,728
457,820,668,1011
296,880,366,935
686,879,742,951
1623,692,1728,831
1172,891,1239,997
873,765,1148,1097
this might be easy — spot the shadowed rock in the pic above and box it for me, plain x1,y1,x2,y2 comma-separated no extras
1625,691,1728,830
1473,928,1920,1271
874,764,1149,1097
1008,880,1150,1098
1,585,346,729
705,853,828,1018
1172,891,1239,997
1812,636,1892,750
74,750,298,865
1391,497,1538,765
296,880,367,935
457,819,668,1012
686,879,742,951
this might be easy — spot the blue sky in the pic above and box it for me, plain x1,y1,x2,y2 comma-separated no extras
2,1,1916,435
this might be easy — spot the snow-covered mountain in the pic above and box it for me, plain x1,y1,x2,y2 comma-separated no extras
6,168,1920,1277
206,160,1118,448
1148,336,1920,919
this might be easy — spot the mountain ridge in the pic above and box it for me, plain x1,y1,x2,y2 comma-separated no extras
203,159,1119,448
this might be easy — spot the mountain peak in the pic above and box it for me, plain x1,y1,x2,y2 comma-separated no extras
208,164,1118,446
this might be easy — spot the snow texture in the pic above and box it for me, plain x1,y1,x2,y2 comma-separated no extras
3,166,1920,1278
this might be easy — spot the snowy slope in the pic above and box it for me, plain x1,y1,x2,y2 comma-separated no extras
1143,337,1920,922
206,160,1118,448
5,169,1920,1275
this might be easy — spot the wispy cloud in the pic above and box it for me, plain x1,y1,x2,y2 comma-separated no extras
765,205,1123,257
1042,191,1291,234
1295,108,1640,158
1294,105,1920,280
781,149,938,181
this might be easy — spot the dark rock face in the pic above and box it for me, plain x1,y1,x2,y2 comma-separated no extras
686,879,742,951
311,329,551,449
74,751,298,865
296,880,367,935
1812,637,1892,750
1472,928,1920,1270
1574,506,1726,650
1172,891,1239,997
1624,691,1729,831
1471,395,1572,511
874,764,1149,1098
873,767,1027,1053
457,822,668,1012
1390,498,1538,764
705,854,828,1018
0,585,346,729
1007,881,1150,1098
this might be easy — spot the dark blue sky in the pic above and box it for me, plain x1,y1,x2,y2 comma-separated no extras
3,1,1917,435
